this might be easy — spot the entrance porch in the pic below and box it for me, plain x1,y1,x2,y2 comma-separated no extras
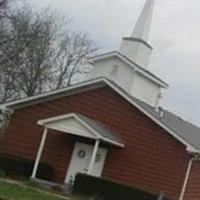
30,113,124,184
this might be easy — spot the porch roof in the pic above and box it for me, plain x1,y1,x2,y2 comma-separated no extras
37,113,124,147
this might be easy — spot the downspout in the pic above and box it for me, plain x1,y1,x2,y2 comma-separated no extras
179,154,199,200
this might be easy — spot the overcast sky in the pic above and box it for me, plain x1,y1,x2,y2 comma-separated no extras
30,0,200,126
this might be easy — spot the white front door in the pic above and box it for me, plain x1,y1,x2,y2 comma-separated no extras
65,142,107,183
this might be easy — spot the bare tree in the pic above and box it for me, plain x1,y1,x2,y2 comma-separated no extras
0,1,98,103
0,108,11,147
0,0,8,17
6,6,58,97
0,0,10,45
53,32,97,89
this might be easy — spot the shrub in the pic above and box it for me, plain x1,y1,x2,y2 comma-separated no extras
0,169,6,177
73,173,171,200
0,154,54,180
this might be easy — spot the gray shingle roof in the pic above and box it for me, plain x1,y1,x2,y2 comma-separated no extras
76,113,123,146
124,87,200,150
159,110,200,150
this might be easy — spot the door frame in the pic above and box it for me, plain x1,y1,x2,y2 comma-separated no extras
64,141,107,184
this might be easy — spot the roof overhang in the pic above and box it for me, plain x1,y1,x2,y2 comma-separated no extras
1,77,199,153
88,51,168,88
38,112,124,148
3,78,107,110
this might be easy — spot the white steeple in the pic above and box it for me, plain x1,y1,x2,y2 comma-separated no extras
119,0,155,68
131,0,155,42
90,0,168,107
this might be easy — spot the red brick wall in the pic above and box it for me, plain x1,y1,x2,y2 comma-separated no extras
2,86,189,199
184,161,200,200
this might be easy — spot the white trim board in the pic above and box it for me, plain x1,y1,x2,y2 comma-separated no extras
2,78,106,110
88,51,168,88
38,112,124,147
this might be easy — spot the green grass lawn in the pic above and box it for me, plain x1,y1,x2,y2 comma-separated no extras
0,180,70,200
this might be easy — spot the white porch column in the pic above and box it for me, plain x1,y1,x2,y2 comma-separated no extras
31,127,48,179
87,139,100,175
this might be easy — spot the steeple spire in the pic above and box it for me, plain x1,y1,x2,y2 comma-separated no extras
131,0,155,42
119,0,155,68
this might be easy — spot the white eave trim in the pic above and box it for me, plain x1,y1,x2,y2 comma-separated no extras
2,78,106,109
38,112,124,148
88,51,168,88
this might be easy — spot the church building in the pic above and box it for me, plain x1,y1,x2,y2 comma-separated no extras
1,0,200,199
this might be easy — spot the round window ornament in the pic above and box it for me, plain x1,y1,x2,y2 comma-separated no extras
78,150,86,158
